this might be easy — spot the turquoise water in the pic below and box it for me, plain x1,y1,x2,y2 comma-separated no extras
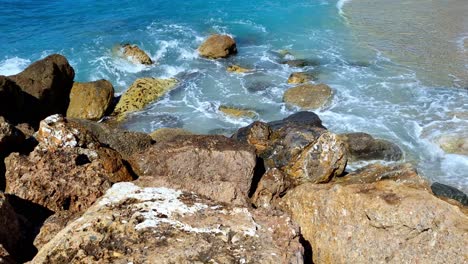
0,0,467,192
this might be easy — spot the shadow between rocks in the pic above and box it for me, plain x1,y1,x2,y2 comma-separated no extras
248,157,266,200
299,234,314,264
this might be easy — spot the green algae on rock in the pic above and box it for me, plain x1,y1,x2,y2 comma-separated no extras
113,78,178,121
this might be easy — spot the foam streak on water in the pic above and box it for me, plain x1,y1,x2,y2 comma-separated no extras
0,0,466,192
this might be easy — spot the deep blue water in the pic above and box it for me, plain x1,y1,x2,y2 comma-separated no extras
0,0,467,192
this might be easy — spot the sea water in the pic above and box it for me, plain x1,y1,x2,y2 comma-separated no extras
0,0,467,192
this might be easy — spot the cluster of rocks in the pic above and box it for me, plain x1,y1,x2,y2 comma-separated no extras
1,44,467,264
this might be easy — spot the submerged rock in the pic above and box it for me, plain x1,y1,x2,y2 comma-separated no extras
113,77,178,121
120,44,153,65
338,132,403,161
431,182,468,206
281,59,319,68
283,83,332,109
281,164,468,264
32,182,303,263
434,133,468,155
198,34,237,59
287,72,317,84
130,135,256,206
218,105,258,119
5,115,133,213
227,65,251,73
66,80,114,121
149,127,193,142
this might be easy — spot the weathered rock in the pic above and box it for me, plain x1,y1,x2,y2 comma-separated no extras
281,178,468,264
130,135,256,206
5,115,133,213
149,127,193,142
0,244,15,264
431,182,468,206
338,132,403,161
0,192,22,261
9,54,75,124
283,83,332,109
113,78,178,121
0,76,25,123
251,168,291,209
218,105,258,119
287,72,316,84
66,80,114,121
198,34,237,59
0,117,25,157
227,65,251,73
70,119,153,159
232,121,271,155
120,44,153,65
33,211,80,250
32,182,303,264
434,133,468,155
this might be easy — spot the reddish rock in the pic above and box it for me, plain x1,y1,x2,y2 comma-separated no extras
198,34,237,59
130,135,256,206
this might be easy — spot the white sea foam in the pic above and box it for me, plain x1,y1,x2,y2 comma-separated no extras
0,57,31,75
336,0,352,16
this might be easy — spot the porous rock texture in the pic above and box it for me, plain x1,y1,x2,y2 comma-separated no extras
130,135,257,206
31,182,304,264
4,115,132,213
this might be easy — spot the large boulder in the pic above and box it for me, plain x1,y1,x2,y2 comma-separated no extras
283,83,332,109
9,54,75,124
4,115,133,213
234,112,347,186
120,44,153,65
338,132,403,161
129,135,256,206
281,166,468,264
66,80,114,121
0,192,22,262
70,119,153,159
32,182,303,264
198,34,237,59
113,77,178,121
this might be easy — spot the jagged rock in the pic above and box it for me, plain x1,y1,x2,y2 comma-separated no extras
0,76,25,123
9,54,75,124
0,192,22,261
149,128,193,142
287,72,316,84
113,78,178,121
33,211,80,250
251,168,291,209
198,34,237,59
218,105,258,119
71,119,153,159
32,182,303,264
130,135,256,206
120,44,153,65
0,117,25,157
338,132,403,161
283,83,332,109
281,167,468,264
5,115,132,213
66,80,114,121
227,65,250,73
234,112,346,185
431,182,468,206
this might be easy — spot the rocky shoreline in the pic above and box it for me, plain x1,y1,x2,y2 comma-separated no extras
0,35,467,263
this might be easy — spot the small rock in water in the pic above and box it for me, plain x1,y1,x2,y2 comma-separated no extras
198,34,237,59
218,105,258,119
283,83,333,109
287,72,317,84
281,59,320,68
120,44,153,65
227,64,251,73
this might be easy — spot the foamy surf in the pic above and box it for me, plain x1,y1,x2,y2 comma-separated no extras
0,57,31,75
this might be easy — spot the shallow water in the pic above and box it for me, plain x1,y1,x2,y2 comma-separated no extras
0,0,467,192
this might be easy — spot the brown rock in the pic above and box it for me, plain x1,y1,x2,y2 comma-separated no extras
0,192,22,260
5,115,132,213
435,133,468,155
121,44,153,65
283,83,332,109
218,105,258,119
282,179,468,264
232,121,271,155
149,127,193,142
32,182,303,264
130,135,256,206
287,72,316,84
33,211,80,250
227,65,251,73
198,34,237,59
66,80,114,121
9,54,75,124
251,168,291,209
113,78,178,121
339,132,403,161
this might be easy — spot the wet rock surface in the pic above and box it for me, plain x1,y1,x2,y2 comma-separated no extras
283,83,332,110
431,182,468,206
198,34,237,59
226,64,251,73
339,132,403,161
120,44,153,65
287,72,317,84
32,182,303,264
66,80,114,121
218,105,258,119
130,135,256,206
